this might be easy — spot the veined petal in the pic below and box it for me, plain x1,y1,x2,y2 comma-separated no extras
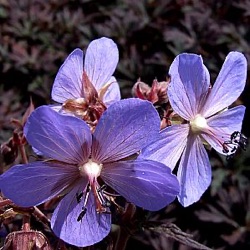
92,98,161,163
201,52,247,117
177,135,211,207
101,76,121,106
84,37,119,91
201,105,246,155
52,49,84,103
139,124,189,170
168,53,210,120
51,182,111,247
101,160,179,211
31,105,75,157
0,161,81,207
24,106,92,164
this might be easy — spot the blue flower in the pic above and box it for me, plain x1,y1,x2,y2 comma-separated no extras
0,98,179,247
140,52,247,207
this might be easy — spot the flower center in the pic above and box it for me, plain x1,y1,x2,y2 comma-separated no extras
190,114,208,133
77,160,109,220
79,159,102,183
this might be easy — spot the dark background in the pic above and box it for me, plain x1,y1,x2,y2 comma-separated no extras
0,0,250,249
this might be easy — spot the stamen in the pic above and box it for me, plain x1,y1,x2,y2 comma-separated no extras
77,207,87,222
222,131,247,160
76,191,83,203
106,196,124,213
76,184,91,222
91,182,110,213
97,185,111,208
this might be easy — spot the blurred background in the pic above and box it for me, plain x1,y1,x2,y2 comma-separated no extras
0,0,250,249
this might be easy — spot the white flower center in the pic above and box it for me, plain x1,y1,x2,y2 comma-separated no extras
190,114,208,133
79,159,102,182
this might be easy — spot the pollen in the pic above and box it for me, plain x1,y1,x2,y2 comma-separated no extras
190,114,208,133
79,159,102,182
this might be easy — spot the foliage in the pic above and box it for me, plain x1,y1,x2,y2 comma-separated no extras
1,0,250,249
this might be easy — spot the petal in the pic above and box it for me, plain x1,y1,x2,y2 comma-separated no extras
201,105,246,155
84,37,119,91
139,124,189,170
51,182,111,247
49,104,78,117
32,104,76,156
24,106,92,164
201,52,247,117
168,53,210,120
101,76,121,106
101,160,180,211
92,98,161,163
52,49,84,103
177,135,211,207
0,161,81,207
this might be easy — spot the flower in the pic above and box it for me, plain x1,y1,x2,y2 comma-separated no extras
51,37,121,128
132,78,172,129
139,52,247,207
0,99,179,247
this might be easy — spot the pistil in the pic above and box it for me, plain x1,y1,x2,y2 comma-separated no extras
190,114,208,133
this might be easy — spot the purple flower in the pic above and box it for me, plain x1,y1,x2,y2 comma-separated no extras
0,99,179,247
51,37,120,122
139,52,247,207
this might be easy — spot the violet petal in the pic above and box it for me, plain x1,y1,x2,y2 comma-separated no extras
24,106,92,164
84,37,119,91
52,49,84,103
177,135,211,207
101,160,180,211
201,105,246,155
102,76,121,106
0,162,81,207
201,52,247,117
51,182,111,247
92,98,161,163
168,53,210,120
139,124,189,170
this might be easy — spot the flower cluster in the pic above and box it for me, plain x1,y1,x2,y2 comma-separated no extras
0,37,247,247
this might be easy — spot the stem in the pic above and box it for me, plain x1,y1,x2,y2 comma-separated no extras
114,227,130,250
114,203,136,250
19,144,28,164
22,215,31,231
33,206,51,226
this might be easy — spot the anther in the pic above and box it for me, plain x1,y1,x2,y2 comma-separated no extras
76,184,91,222
223,131,248,160
76,191,83,203
77,207,87,222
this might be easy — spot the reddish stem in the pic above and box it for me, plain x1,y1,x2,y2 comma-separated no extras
19,144,28,164
22,215,30,231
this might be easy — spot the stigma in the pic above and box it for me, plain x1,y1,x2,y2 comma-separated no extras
190,114,208,133
79,159,102,183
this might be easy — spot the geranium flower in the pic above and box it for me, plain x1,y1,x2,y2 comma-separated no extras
0,99,179,247
51,37,121,127
139,52,247,207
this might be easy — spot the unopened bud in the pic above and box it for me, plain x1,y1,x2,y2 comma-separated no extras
3,230,51,250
